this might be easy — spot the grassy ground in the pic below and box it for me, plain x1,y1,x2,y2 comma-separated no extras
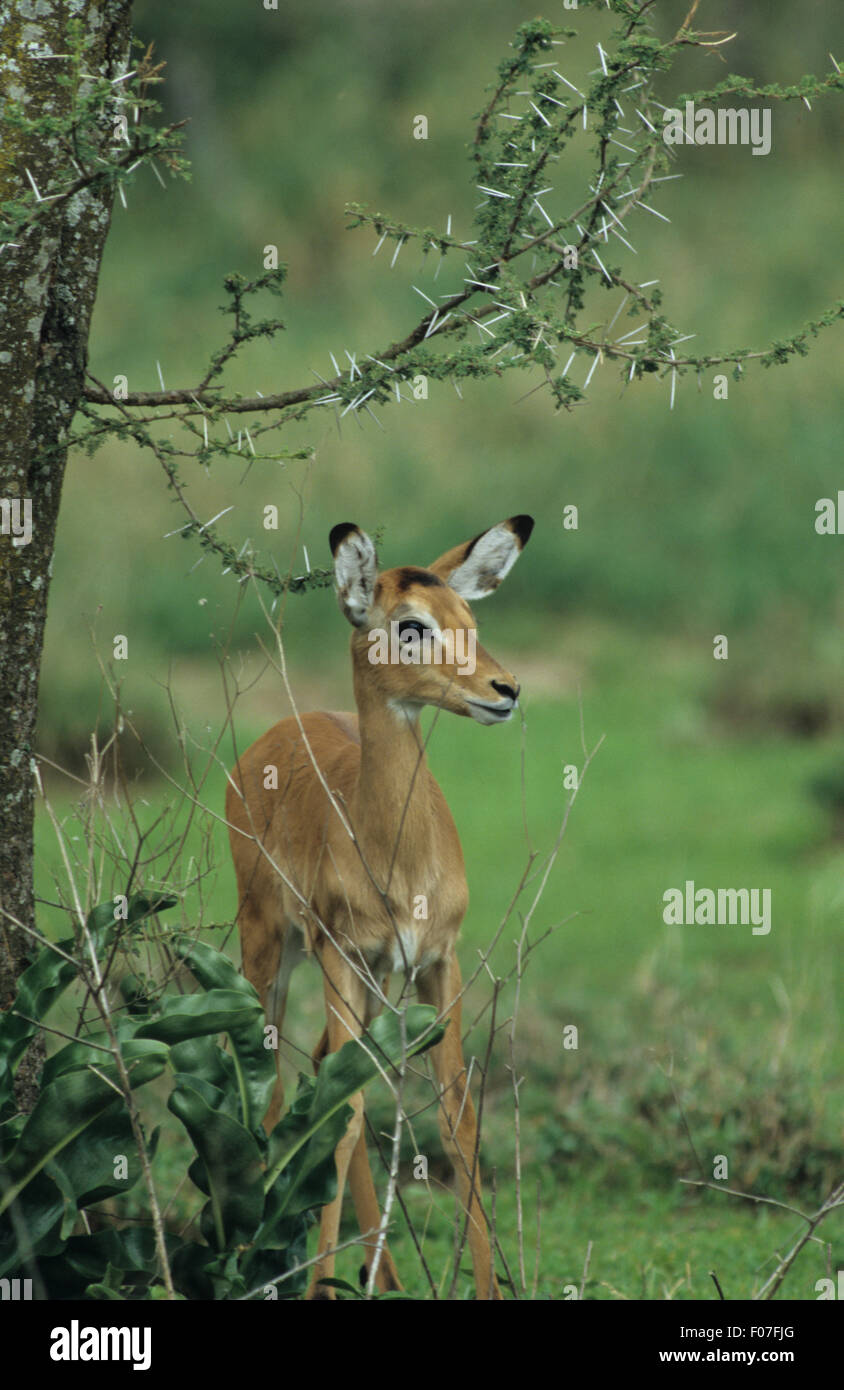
34,619,844,1299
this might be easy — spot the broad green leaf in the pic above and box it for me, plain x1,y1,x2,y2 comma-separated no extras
168,1082,265,1251
0,1070,122,1216
171,936,255,998
226,1015,278,1135
169,1240,218,1300
0,893,176,1120
46,1111,159,1210
0,1051,165,1217
257,1104,344,1245
135,989,261,1044
264,1004,445,1193
41,1036,168,1087
204,1249,248,1300
34,1225,168,1298
173,937,277,1132
87,892,178,936
239,1224,310,1300
0,1171,66,1277
169,1035,238,1092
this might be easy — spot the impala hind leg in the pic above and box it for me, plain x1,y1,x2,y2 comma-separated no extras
240,914,303,1132
306,938,371,1300
417,954,502,1300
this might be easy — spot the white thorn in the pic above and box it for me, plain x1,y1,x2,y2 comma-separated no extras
635,201,670,223
591,250,612,284
199,506,234,533
553,71,584,98
616,324,645,343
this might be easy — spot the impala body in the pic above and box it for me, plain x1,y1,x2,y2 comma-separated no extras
226,514,533,1299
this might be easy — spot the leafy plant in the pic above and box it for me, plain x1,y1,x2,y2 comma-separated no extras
0,895,444,1299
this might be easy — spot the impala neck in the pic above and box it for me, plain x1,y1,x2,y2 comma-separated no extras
350,656,434,877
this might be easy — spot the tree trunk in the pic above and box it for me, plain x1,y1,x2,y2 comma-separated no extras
0,0,132,1111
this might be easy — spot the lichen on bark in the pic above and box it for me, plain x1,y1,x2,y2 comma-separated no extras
0,0,133,1113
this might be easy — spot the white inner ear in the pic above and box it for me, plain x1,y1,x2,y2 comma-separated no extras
446,525,521,600
334,530,377,626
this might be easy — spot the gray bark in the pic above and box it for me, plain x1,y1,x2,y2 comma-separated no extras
0,0,132,1111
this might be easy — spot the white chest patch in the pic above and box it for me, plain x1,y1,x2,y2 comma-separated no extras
390,926,438,976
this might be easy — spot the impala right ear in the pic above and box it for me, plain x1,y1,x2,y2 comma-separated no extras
329,523,377,627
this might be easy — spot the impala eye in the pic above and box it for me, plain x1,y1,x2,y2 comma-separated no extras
397,620,427,641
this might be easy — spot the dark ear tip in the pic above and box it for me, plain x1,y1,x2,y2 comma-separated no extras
510,514,535,545
329,522,358,555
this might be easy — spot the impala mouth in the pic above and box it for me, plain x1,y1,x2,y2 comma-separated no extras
466,697,516,725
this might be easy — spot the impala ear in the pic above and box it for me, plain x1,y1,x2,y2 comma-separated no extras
330,522,377,627
428,515,534,600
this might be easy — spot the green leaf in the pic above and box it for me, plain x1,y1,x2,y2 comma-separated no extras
168,1082,265,1251
239,1228,310,1299
85,1262,127,1299
0,893,176,1120
170,1035,238,1092
173,937,277,1131
0,1045,165,1219
0,946,84,1121
171,936,255,998
34,1226,166,1298
46,1111,159,1210
41,1037,168,1087
0,1171,66,1277
264,1005,444,1194
0,1070,123,1216
134,988,261,1044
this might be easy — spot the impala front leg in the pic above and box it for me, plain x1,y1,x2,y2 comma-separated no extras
311,1005,402,1294
417,953,502,1300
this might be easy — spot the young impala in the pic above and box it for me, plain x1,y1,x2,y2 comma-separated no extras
226,514,534,1299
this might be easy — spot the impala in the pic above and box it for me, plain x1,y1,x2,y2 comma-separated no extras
226,513,534,1299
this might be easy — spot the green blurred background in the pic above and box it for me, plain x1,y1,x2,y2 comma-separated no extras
35,0,843,1297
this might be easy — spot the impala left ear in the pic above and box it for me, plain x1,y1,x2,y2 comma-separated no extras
330,522,378,627
428,515,534,600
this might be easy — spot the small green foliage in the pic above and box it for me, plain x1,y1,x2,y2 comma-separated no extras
0,896,445,1299
0,29,188,245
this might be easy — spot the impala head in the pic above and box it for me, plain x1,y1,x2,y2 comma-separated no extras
329,515,534,725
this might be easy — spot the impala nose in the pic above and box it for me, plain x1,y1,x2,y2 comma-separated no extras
491,679,519,702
